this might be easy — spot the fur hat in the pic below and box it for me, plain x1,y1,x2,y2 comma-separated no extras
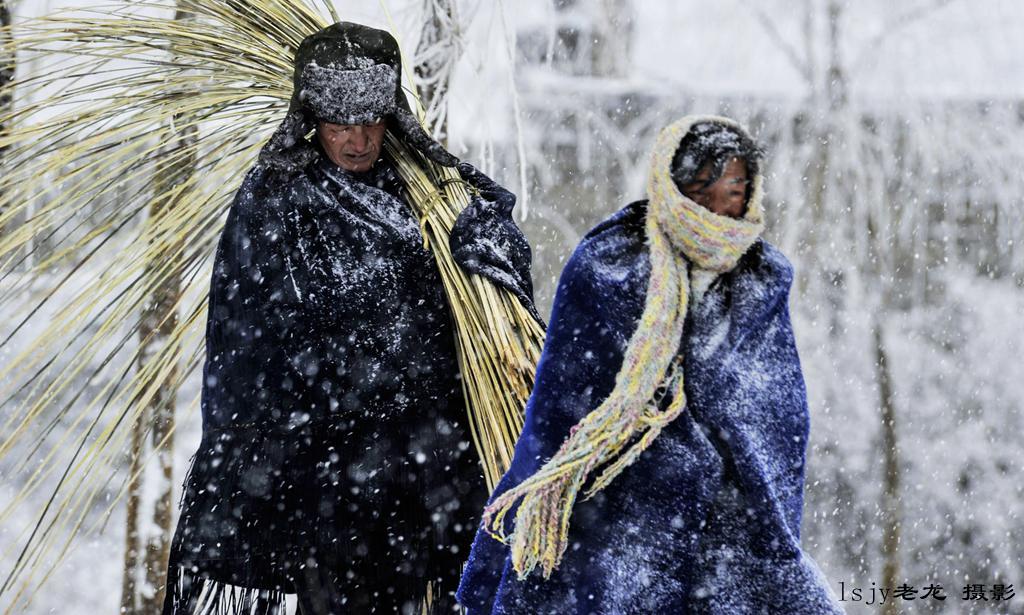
257,21,457,173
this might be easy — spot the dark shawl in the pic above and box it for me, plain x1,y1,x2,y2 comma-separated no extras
457,201,844,614
164,145,539,613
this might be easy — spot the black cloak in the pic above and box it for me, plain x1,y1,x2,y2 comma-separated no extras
163,136,539,613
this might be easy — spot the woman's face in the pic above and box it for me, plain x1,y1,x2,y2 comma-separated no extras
316,119,386,172
680,156,750,218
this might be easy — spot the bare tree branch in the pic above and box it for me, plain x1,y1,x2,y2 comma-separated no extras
802,0,819,100
737,0,813,86
528,201,581,250
413,0,463,143
851,0,959,75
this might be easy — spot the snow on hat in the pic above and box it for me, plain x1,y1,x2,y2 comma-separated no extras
258,21,457,173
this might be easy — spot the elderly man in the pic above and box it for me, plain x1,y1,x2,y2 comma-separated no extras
162,22,539,615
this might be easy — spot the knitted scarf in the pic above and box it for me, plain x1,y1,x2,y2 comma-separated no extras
482,115,766,580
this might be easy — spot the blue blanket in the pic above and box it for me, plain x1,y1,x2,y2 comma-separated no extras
457,201,844,614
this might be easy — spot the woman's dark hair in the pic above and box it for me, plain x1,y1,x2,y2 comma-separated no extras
670,121,765,196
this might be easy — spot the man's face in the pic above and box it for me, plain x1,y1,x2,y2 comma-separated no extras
317,119,387,172
680,156,750,219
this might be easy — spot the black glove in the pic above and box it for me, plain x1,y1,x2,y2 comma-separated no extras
456,161,516,214
449,162,543,326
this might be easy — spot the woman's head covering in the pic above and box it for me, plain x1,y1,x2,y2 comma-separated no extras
483,115,766,580
670,120,765,198
257,21,457,173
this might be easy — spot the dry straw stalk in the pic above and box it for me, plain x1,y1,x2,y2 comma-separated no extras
384,131,544,492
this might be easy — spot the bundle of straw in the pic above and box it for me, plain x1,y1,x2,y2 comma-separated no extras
383,132,545,491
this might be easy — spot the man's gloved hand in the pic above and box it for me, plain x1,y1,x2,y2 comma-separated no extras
449,161,543,326
456,161,516,214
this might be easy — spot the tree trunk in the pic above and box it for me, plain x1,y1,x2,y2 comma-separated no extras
120,108,195,615
873,319,901,615
120,419,147,614
797,0,846,297
591,0,632,78
120,5,196,613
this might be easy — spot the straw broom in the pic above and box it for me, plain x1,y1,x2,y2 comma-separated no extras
383,131,545,492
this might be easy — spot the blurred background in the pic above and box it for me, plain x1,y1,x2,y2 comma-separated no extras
2,0,1023,613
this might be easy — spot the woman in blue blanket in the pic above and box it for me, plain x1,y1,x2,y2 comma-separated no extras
456,115,845,614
